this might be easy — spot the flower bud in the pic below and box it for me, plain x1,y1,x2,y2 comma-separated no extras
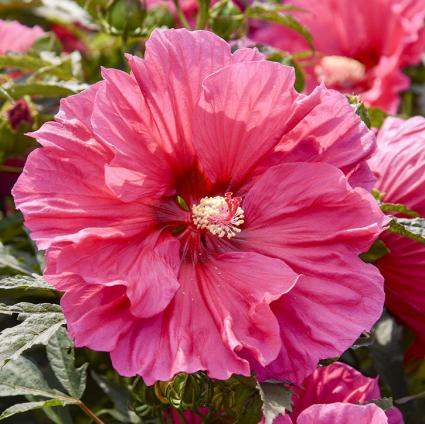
155,373,213,409
106,0,147,35
6,100,32,130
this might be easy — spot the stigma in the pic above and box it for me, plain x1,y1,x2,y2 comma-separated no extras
192,192,245,239
315,55,366,89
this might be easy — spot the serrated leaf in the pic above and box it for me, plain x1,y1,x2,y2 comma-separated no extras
257,382,293,424
92,371,141,424
0,302,65,366
0,274,55,294
380,203,419,218
387,217,425,244
0,356,67,399
0,399,70,420
47,327,87,399
246,4,313,49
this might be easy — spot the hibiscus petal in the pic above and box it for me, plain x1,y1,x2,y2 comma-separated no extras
296,403,388,424
126,28,263,167
111,251,299,383
92,68,175,201
239,163,385,382
61,282,134,352
48,234,181,318
193,60,297,188
13,84,152,249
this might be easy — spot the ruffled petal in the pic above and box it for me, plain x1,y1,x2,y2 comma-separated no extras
46,234,181,318
126,28,264,167
91,68,175,201
13,84,153,249
110,252,299,384
61,282,134,352
239,163,385,382
193,61,297,188
0,19,44,54
269,85,376,190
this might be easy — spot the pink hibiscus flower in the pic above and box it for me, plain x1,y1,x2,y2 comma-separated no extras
0,19,44,54
368,117,425,355
280,362,403,423
13,29,385,385
252,0,425,114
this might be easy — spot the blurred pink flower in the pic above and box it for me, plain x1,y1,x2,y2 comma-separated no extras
0,19,44,54
252,0,425,113
14,29,385,385
369,116,425,356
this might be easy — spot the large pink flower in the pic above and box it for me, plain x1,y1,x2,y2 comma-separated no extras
368,116,425,353
0,19,44,54
13,29,385,385
252,0,425,114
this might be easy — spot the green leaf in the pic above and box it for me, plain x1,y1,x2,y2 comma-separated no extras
257,382,293,424
0,274,55,295
246,3,313,50
380,203,420,218
0,302,65,366
1,81,89,99
47,327,88,399
347,95,371,128
362,397,394,411
359,240,389,263
368,107,387,128
0,242,33,275
387,217,425,244
92,372,141,424
368,313,408,400
0,356,68,399
0,53,74,80
0,399,69,420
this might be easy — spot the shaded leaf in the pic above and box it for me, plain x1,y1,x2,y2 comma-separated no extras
92,371,141,424
363,397,394,411
0,302,65,366
1,81,89,99
0,242,33,275
388,217,425,244
0,274,55,295
257,382,293,424
0,399,70,420
359,240,389,263
47,327,88,399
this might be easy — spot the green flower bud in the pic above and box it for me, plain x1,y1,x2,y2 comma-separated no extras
106,0,147,35
209,0,244,40
155,373,213,409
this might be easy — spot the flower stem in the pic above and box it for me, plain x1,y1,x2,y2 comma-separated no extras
172,0,191,29
196,0,211,29
77,401,106,424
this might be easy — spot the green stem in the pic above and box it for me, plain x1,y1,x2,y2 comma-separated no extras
77,401,106,424
172,0,191,29
196,0,211,29
0,165,23,173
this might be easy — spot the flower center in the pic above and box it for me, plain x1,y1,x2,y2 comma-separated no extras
192,192,244,239
315,55,366,89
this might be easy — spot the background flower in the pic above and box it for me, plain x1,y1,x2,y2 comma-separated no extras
252,0,425,113
369,116,425,356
